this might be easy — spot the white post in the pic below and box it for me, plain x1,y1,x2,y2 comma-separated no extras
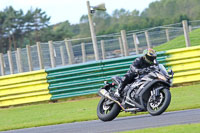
189,25,192,32
81,43,86,63
60,46,66,66
133,34,139,55
145,31,151,48
182,20,191,47
36,42,44,69
86,1,99,61
121,30,129,56
16,48,23,73
101,40,106,60
118,37,124,56
7,50,14,74
26,45,33,71
65,39,75,65
165,29,170,42
48,41,56,68
15,52,19,73
0,53,5,75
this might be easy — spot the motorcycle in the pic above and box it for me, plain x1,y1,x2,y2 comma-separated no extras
97,63,174,121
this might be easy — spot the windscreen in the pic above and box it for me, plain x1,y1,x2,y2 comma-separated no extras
159,64,168,76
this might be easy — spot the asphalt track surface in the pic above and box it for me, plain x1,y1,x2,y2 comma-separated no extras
2,108,200,133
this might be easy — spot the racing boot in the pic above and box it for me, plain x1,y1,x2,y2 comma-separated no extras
114,88,120,98
114,75,131,98
114,82,125,98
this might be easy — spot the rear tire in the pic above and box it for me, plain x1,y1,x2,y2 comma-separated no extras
147,88,171,116
97,97,121,121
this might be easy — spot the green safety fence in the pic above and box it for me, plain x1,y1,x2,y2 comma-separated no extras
46,61,104,100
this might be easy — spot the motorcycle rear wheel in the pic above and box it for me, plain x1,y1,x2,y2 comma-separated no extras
147,88,171,116
97,97,121,121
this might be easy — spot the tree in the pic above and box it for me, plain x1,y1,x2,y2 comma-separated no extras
0,6,51,53
31,8,50,42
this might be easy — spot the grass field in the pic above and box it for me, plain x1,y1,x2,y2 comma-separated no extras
0,83,200,131
154,28,200,51
122,123,200,133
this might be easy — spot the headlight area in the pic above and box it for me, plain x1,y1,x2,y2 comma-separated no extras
156,73,167,81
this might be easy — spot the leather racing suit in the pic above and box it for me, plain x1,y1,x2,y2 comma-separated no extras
118,56,155,94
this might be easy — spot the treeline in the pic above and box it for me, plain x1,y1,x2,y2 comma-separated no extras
77,0,200,36
1,0,200,53
0,6,50,53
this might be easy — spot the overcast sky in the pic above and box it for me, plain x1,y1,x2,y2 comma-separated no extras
0,0,157,25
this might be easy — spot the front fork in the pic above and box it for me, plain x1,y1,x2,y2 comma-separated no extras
151,86,164,100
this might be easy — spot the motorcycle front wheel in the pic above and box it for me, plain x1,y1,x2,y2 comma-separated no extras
147,88,171,116
97,97,121,121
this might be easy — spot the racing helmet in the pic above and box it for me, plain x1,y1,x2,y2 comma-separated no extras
143,48,157,64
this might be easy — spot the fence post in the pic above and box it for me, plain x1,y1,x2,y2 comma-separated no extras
65,39,75,65
182,20,191,47
15,52,18,73
0,53,5,75
81,43,86,63
16,48,23,73
101,40,106,60
48,41,56,68
36,42,44,69
60,46,66,66
121,30,129,56
7,50,14,74
118,37,124,56
133,34,139,54
189,25,192,32
145,31,151,48
165,29,170,42
26,45,33,71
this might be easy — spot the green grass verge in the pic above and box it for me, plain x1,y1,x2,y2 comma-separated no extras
122,123,200,133
154,28,200,51
0,83,200,131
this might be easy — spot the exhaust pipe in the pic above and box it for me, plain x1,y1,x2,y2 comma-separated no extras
99,89,140,112
99,89,126,110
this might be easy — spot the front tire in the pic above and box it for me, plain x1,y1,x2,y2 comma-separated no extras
97,97,121,121
147,88,171,116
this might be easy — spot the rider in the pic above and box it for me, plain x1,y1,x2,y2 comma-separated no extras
114,48,157,98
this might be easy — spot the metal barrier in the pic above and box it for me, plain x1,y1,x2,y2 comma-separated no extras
46,61,104,100
0,46,200,107
164,45,200,84
0,70,50,107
